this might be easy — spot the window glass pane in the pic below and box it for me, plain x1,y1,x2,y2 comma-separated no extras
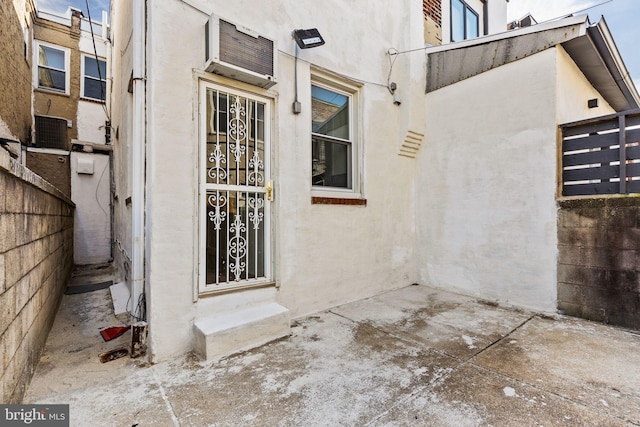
216,92,228,135
84,57,106,79
39,45,64,70
312,85,349,140
466,9,479,38
257,103,265,141
248,101,265,143
84,78,105,100
312,137,351,189
38,67,65,91
451,0,465,42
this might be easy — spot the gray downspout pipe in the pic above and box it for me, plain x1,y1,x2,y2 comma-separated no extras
481,0,488,36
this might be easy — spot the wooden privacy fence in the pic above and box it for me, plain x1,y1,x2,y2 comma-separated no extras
561,109,640,196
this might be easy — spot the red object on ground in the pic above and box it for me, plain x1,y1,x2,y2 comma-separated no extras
100,325,131,341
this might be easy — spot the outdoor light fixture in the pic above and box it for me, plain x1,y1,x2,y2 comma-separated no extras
292,28,325,114
292,28,325,49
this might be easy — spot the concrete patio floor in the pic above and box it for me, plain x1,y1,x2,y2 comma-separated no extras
24,279,640,426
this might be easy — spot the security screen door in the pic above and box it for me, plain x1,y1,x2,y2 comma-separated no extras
200,85,271,293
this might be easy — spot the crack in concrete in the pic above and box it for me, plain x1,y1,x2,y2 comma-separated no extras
463,314,640,427
328,308,495,425
463,314,536,364
321,309,640,426
331,309,591,426
328,309,460,361
152,369,181,427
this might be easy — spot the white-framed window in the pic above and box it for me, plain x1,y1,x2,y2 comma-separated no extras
34,41,70,94
311,71,361,194
81,54,107,101
451,0,479,42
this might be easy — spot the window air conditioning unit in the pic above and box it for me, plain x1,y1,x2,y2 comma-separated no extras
205,15,277,89
34,115,68,150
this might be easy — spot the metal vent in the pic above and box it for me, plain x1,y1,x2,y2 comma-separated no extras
34,115,68,149
219,20,274,76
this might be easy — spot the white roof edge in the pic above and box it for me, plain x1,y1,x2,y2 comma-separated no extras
425,14,589,54
592,17,640,108
36,8,71,26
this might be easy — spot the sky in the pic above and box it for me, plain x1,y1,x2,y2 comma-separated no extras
508,0,640,90
36,0,639,91
36,0,108,22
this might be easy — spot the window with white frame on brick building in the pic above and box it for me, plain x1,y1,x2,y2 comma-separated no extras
82,55,107,102
35,41,70,94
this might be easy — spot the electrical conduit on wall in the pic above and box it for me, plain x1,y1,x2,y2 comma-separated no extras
131,0,146,320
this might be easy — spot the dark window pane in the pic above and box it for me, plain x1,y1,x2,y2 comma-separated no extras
84,78,105,100
312,137,351,189
217,93,228,134
312,85,349,139
451,0,465,42
39,45,64,69
38,67,65,91
84,57,106,79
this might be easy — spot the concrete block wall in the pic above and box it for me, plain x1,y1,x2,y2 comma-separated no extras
558,196,640,330
0,149,74,403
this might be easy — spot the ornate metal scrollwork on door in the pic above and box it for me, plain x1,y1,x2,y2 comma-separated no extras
248,150,264,185
229,96,247,163
207,144,227,182
228,214,248,281
207,193,227,230
203,88,268,289
248,196,264,229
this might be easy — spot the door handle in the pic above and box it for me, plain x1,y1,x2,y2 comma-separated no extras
266,180,273,201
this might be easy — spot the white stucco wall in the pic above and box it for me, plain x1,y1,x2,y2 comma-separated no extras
139,0,422,361
110,0,134,286
487,0,509,34
418,49,560,312
77,102,106,144
112,0,618,362
71,151,111,264
416,46,615,312
79,32,107,57
71,22,111,266
77,31,108,145
555,46,615,123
